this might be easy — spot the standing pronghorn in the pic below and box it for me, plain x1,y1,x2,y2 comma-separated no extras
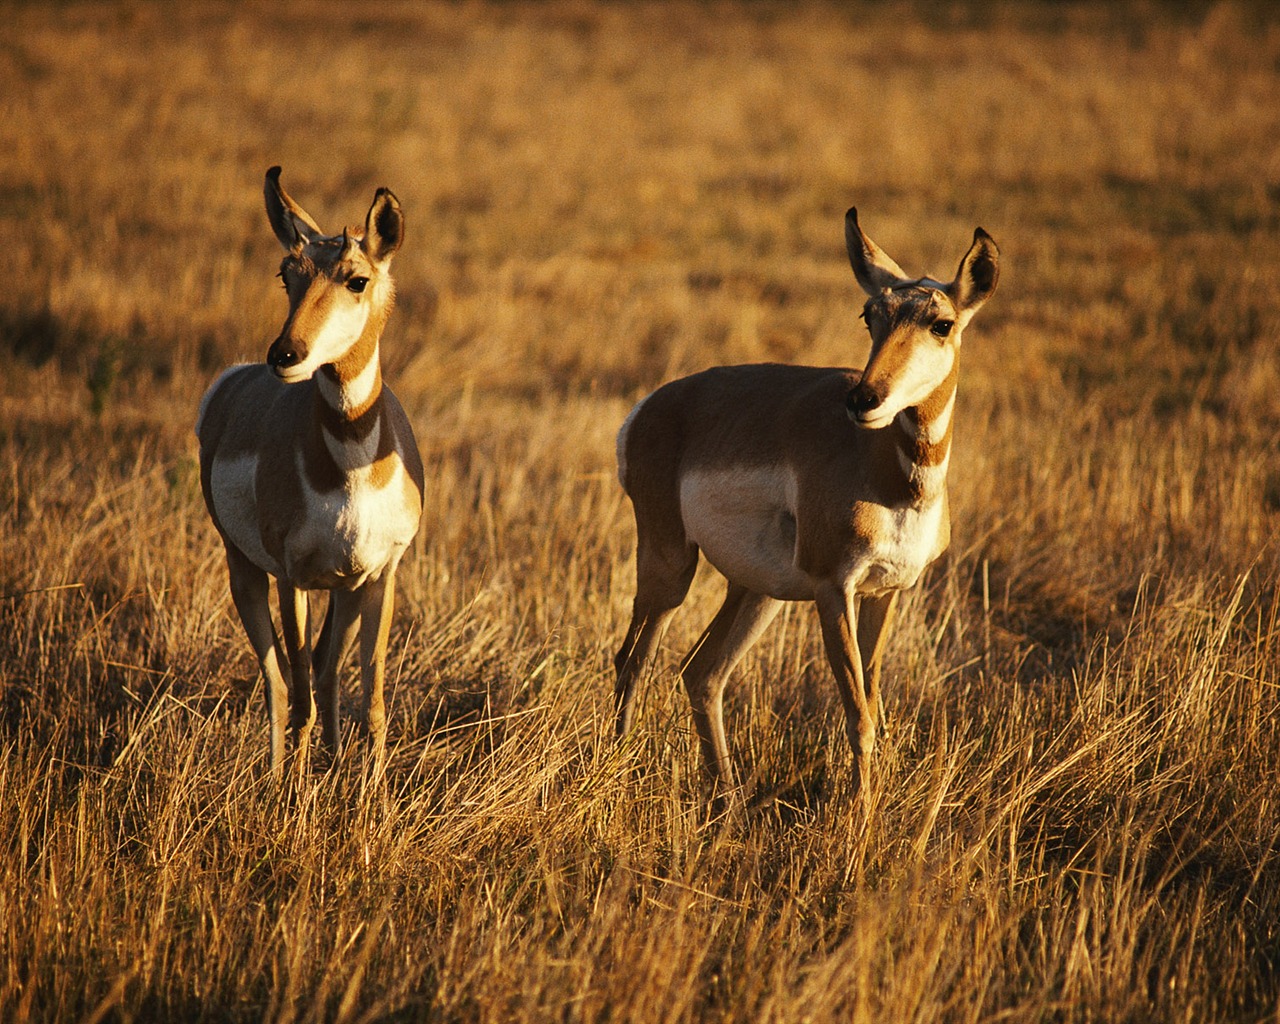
614,208,998,803
197,167,424,775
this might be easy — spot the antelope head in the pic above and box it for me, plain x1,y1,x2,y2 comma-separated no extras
263,166,404,383
844,208,999,429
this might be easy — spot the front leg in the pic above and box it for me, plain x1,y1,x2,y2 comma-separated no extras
277,582,315,759
856,591,898,729
222,545,290,775
357,564,399,772
314,590,362,759
815,583,877,793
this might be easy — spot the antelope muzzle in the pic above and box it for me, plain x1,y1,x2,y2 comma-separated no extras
846,380,885,424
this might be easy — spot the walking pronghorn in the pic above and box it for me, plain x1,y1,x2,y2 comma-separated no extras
197,167,424,775
614,207,998,805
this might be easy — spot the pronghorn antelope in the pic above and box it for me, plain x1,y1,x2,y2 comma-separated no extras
197,167,424,775
614,208,998,803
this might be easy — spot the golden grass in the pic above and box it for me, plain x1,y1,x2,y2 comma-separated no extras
2,1,1280,1020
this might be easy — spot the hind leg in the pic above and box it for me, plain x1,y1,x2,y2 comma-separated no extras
680,584,782,806
613,529,698,738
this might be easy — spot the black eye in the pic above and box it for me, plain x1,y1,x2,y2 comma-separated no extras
930,319,954,339
347,276,369,294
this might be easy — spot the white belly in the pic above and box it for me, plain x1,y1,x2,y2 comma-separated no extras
679,465,946,602
679,466,816,601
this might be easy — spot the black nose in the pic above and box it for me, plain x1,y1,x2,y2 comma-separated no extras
267,341,300,369
846,383,882,419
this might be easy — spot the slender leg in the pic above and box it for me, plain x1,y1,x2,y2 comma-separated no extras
277,581,315,756
311,593,336,683
680,584,782,808
815,584,876,793
357,568,398,771
314,589,362,757
614,607,678,736
224,545,288,776
856,591,898,730
613,536,698,737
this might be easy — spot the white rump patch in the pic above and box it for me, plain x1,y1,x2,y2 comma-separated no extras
616,393,649,488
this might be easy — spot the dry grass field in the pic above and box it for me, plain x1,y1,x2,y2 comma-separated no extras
2,1,1280,1020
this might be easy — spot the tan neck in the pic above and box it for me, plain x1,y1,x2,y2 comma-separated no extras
315,320,386,473
894,361,958,503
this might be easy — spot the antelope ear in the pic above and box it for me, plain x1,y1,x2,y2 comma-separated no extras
363,187,403,264
845,207,910,296
264,167,324,252
949,227,999,317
